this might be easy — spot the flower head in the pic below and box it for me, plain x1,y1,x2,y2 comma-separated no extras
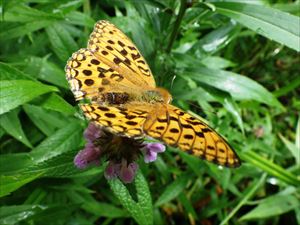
74,122,165,183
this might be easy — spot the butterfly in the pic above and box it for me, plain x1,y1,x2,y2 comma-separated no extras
65,20,241,167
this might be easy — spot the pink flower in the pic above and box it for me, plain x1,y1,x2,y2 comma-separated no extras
104,159,139,184
74,122,165,183
84,123,102,142
74,142,101,169
141,143,165,163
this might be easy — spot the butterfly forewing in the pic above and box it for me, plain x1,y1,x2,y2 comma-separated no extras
65,48,142,101
88,20,156,88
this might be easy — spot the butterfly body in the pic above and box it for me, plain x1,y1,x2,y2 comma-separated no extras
65,20,241,168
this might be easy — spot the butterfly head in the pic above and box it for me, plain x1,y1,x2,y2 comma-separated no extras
143,88,172,104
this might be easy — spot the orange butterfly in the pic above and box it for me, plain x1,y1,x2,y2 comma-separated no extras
65,20,241,167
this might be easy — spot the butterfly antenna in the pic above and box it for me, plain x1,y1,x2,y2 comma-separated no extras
170,74,177,90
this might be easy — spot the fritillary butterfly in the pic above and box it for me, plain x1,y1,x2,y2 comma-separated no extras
65,20,241,167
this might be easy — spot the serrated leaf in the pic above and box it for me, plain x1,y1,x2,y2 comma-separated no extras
31,122,83,164
108,170,153,225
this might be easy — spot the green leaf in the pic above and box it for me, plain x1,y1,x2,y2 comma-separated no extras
240,194,300,220
0,62,33,80
279,133,300,165
220,174,267,225
24,150,85,177
0,173,42,198
178,65,283,109
0,153,34,175
108,170,153,225
213,2,300,51
201,56,236,69
242,151,300,186
135,170,153,225
23,104,71,136
155,172,190,206
1,4,62,22
46,22,79,62
65,11,95,27
0,80,58,115
24,57,69,89
0,20,55,41
31,122,83,163
83,202,128,218
38,93,76,115
0,204,78,225
0,108,32,148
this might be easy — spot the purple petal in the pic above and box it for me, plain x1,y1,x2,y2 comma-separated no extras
143,149,158,163
104,161,119,179
118,160,138,183
84,123,102,142
146,143,166,153
74,143,101,169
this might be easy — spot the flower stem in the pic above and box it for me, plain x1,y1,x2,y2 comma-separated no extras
166,0,188,53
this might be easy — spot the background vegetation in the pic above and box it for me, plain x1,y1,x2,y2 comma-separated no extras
0,0,299,224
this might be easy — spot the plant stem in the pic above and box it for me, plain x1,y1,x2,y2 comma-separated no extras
166,0,188,54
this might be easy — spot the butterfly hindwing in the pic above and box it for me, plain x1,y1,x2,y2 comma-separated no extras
143,104,241,167
80,102,153,137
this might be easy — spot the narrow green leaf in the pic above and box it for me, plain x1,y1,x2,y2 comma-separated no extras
0,204,77,224
220,174,267,225
0,153,34,175
0,62,33,80
178,193,198,220
0,205,42,224
240,194,300,220
31,122,83,163
0,20,54,41
39,93,76,115
23,104,70,136
83,202,129,218
155,172,189,206
65,11,95,27
242,151,300,186
279,133,300,165
46,22,79,62
0,109,32,148
24,57,69,89
0,80,58,115
0,173,42,198
2,4,62,22
201,56,236,69
213,2,300,51
179,66,283,109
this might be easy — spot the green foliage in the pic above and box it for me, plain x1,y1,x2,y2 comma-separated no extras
0,0,299,224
